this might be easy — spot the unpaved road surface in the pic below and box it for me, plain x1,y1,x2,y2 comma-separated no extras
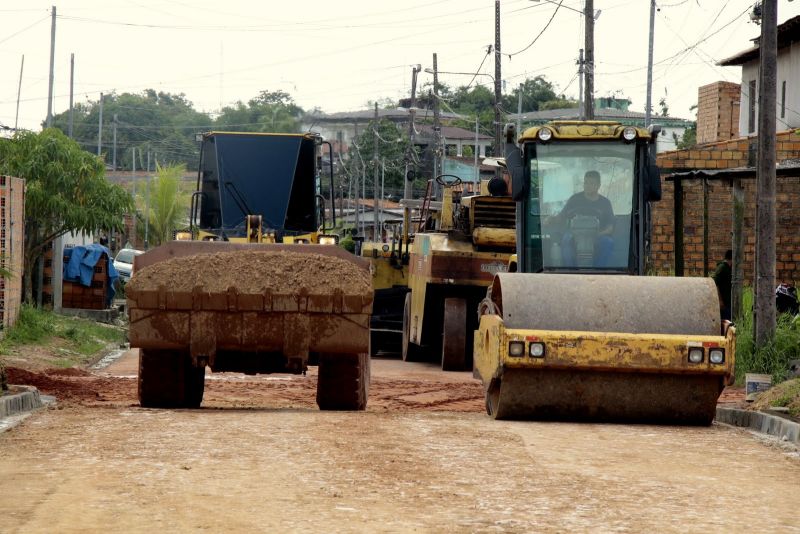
1,353,798,533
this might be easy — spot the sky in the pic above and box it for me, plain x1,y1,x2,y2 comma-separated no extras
2,0,799,133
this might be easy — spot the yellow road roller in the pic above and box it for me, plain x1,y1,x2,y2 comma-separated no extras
473,122,735,424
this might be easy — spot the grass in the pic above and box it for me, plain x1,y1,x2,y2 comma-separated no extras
733,287,800,385
0,305,125,365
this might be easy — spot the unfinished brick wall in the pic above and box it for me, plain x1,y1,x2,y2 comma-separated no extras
696,82,741,145
653,130,800,285
0,176,25,334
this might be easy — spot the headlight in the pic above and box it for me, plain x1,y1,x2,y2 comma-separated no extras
709,348,725,364
508,341,525,357
318,235,338,245
537,127,552,141
622,126,637,141
688,347,704,364
174,231,192,241
529,342,545,358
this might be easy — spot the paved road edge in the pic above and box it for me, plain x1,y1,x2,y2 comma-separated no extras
716,406,800,445
0,386,55,433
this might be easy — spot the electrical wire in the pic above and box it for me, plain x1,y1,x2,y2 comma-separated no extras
506,0,565,58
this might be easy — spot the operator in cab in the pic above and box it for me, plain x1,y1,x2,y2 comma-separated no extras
552,170,614,267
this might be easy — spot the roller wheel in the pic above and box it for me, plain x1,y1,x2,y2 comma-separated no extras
316,353,369,411
402,292,423,362
138,349,205,408
441,298,468,371
485,378,501,419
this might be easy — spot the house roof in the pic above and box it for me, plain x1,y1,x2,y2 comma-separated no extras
306,108,462,122
508,107,690,124
664,159,800,181
718,15,800,66
416,124,492,141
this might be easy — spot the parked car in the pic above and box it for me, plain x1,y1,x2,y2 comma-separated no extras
114,248,144,282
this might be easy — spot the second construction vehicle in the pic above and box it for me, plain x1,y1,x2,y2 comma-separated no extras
473,122,735,424
403,174,516,371
127,132,372,411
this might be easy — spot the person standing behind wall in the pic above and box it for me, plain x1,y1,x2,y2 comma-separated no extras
712,249,732,323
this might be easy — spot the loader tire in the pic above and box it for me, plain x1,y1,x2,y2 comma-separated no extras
316,352,369,411
441,298,468,371
402,292,423,362
138,349,205,409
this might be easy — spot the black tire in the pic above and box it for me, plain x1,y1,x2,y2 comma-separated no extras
401,292,423,362
316,352,369,411
441,298,468,371
138,349,205,408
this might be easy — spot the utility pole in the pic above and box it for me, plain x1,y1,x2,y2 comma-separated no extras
46,6,56,128
583,0,595,120
97,93,104,157
494,0,503,157
516,83,523,140
15,55,24,131
645,0,656,127
432,53,442,199
404,65,420,201
131,147,137,243
474,116,479,190
373,103,380,241
578,49,584,120
112,114,118,170
754,0,777,347
68,53,74,137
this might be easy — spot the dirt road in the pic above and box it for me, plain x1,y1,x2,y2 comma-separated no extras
1,353,798,533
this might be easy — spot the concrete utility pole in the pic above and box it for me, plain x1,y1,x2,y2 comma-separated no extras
754,0,777,346
404,65,420,202
131,147,137,241
46,6,56,128
112,114,118,170
578,49,584,120
516,83,523,139
474,116,479,190
645,0,656,127
432,53,442,199
494,0,503,156
97,93,104,157
15,55,24,131
68,54,74,137
373,103,380,241
583,0,594,120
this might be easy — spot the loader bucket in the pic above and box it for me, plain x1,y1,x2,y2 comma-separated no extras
474,274,735,425
127,241,372,410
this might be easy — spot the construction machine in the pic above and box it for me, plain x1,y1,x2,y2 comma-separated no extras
402,174,517,371
126,132,372,411
473,121,735,424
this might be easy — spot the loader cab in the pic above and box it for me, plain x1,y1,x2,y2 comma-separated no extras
192,132,320,240
505,121,661,276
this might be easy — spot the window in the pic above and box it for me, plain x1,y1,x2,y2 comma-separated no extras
748,80,757,133
781,81,786,119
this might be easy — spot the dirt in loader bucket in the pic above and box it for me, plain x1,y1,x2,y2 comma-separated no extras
126,247,373,412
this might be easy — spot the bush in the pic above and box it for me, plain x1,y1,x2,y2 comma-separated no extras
733,287,800,385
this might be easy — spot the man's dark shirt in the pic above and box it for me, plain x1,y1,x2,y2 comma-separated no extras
561,193,614,231
712,261,732,308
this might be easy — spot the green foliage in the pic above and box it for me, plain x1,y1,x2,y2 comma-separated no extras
674,123,697,149
341,119,413,199
539,98,579,111
139,163,189,247
500,76,559,112
733,288,800,384
215,90,303,133
0,305,56,345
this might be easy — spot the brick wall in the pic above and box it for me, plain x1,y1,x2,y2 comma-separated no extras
0,176,25,334
697,82,741,145
653,130,800,284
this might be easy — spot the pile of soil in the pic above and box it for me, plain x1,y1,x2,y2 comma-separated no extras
748,378,800,419
128,250,371,296
4,367,134,405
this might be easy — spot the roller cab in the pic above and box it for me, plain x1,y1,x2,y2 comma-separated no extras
474,122,736,424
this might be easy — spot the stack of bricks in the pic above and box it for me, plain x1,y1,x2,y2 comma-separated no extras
696,81,741,145
0,176,25,334
62,250,108,310
652,131,800,284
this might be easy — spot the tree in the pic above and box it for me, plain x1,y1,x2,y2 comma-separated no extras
214,90,304,133
0,129,133,303
500,76,559,112
139,163,189,247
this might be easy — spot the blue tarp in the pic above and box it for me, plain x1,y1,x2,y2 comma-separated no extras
63,244,119,307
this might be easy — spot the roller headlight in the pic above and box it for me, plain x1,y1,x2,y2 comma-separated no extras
709,348,725,364
622,127,637,141
537,127,552,142
529,342,545,358
688,347,704,364
318,235,338,245
508,341,525,357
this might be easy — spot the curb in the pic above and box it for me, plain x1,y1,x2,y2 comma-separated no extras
0,385,43,418
716,406,800,445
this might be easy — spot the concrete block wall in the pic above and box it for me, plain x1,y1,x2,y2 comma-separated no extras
653,131,800,284
0,176,25,334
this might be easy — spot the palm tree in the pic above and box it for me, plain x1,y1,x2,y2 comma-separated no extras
139,163,189,247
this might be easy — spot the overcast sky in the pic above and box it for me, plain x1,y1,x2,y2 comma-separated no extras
2,0,799,133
